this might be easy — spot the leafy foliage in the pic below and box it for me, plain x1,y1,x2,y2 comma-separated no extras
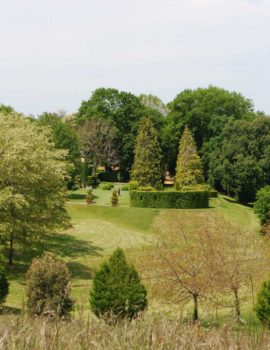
175,127,204,190
130,190,209,209
254,186,270,225
0,113,70,264
26,253,73,317
37,112,81,189
208,117,270,202
255,279,270,328
132,117,163,189
77,88,165,177
163,86,254,173
90,248,147,320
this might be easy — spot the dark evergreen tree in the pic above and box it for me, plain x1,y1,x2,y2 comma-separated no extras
90,248,147,320
175,126,204,190
255,279,270,328
131,117,163,189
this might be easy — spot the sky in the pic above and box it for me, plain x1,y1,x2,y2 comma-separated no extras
0,0,269,116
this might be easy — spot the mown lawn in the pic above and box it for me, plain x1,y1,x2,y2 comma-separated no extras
4,185,262,324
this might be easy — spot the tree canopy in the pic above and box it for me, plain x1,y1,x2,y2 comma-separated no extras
0,113,70,264
131,117,163,189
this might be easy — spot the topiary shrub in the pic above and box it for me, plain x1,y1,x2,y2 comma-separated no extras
87,176,100,188
121,181,139,191
255,279,270,328
130,190,209,209
0,255,9,306
254,186,270,225
86,190,94,204
111,190,118,206
90,248,147,320
26,253,73,317
138,186,155,192
102,183,114,190
121,184,129,191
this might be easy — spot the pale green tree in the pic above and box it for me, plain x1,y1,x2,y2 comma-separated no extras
0,113,70,265
131,117,163,189
175,127,204,190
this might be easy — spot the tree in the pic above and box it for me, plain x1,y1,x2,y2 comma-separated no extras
37,112,81,189
163,86,254,173
139,94,168,116
0,113,70,265
79,117,118,178
254,186,270,226
131,117,163,189
215,223,267,322
77,88,165,178
0,255,9,305
146,212,221,322
90,248,147,320
255,279,270,328
175,126,204,190
208,117,270,202
26,253,73,317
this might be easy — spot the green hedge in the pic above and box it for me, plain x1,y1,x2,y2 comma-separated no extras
209,189,218,198
101,183,114,190
130,190,209,209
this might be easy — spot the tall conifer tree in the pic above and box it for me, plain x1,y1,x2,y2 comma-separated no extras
175,127,204,190
132,117,162,188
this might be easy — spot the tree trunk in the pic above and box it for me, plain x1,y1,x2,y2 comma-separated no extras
9,233,14,265
193,294,199,322
233,288,241,321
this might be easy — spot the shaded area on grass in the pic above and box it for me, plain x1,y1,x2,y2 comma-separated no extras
5,233,102,282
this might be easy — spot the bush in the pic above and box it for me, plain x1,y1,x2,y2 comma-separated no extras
102,183,114,190
86,190,94,204
121,181,139,191
26,253,73,317
130,190,209,209
0,256,9,305
138,186,155,192
90,248,147,320
111,190,118,206
254,186,270,225
87,176,100,188
255,279,270,328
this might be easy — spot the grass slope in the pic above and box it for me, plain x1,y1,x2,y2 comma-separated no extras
4,188,261,321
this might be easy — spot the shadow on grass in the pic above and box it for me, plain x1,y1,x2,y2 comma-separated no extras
6,233,102,282
223,197,253,208
68,193,86,201
0,306,22,315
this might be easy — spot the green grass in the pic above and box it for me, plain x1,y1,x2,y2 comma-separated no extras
4,191,262,325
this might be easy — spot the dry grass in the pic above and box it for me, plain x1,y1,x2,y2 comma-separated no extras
0,315,269,349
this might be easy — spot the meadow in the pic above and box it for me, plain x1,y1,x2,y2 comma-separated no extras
3,184,262,325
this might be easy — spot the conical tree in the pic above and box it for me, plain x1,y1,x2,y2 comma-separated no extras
132,117,162,189
90,248,147,320
175,126,204,190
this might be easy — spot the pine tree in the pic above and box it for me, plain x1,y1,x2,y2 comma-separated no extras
90,248,147,320
132,117,162,189
175,127,204,190
255,279,270,328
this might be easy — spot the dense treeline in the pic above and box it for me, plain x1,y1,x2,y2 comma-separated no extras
1,85,269,202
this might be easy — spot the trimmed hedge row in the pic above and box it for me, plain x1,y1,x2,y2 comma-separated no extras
130,190,209,209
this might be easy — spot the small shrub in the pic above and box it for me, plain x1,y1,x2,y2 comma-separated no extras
121,181,139,191
255,279,270,328
86,190,94,204
87,176,100,188
102,183,114,190
111,190,118,206
138,186,155,192
26,253,73,317
254,186,270,225
0,255,9,305
90,248,147,320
